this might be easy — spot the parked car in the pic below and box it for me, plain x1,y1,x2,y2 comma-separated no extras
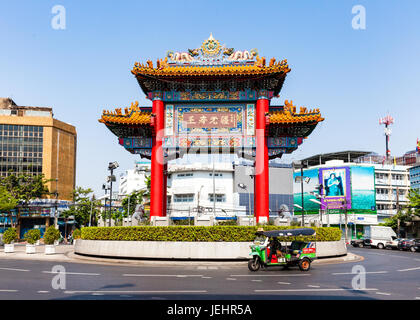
398,239,420,252
350,239,366,248
362,226,397,249
385,238,405,250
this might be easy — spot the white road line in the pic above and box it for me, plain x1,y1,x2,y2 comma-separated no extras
37,291,50,294
0,267,30,272
92,293,104,296
64,290,207,294
277,282,291,285
42,271,100,276
251,280,262,282
397,267,420,272
255,288,378,293
201,276,212,279
308,285,320,288
0,290,18,292
231,274,311,277
123,274,203,278
226,278,236,281
415,297,420,300
376,292,391,296
332,271,388,275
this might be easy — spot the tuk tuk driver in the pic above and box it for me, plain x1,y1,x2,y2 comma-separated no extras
268,237,282,261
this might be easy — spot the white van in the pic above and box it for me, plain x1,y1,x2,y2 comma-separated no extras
363,226,397,249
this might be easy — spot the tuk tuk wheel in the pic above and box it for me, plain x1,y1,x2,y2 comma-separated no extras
298,258,311,272
248,258,261,272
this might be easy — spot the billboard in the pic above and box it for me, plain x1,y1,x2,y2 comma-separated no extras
293,165,376,216
319,167,351,210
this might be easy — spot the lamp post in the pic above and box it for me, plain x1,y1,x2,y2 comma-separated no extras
107,162,119,227
293,161,309,227
238,183,251,217
54,178,58,228
197,185,204,216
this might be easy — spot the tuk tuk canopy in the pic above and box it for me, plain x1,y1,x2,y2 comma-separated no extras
255,228,316,238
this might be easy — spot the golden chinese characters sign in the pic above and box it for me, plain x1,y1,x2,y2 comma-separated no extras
183,112,237,128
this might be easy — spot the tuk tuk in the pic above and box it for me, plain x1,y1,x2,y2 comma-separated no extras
248,228,316,272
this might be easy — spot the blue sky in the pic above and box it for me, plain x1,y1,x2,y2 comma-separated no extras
1,1,419,196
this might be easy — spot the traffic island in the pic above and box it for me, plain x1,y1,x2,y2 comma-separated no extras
74,226,347,260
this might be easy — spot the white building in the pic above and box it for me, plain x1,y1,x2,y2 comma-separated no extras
167,162,246,217
373,164,410,222
118,161,151,196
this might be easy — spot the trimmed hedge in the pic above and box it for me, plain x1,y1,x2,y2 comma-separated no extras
81,226,341,242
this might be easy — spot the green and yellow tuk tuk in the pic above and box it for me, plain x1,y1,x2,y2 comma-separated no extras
248,228,316,272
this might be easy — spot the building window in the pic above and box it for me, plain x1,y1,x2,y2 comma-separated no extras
0,125,43,176
174,194,194,202
209,194,226,202
177,173,193,178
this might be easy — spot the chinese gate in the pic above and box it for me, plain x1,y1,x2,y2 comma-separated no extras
100,35,324,223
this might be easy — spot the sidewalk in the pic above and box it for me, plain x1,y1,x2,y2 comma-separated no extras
0,244,364,266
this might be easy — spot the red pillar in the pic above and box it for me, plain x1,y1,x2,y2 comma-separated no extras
163,163,167,216
150,97,165,218
254,97,269,224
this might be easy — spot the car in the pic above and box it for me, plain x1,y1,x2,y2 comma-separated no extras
398,239,420,252
385,238,405,250
350,239,365,248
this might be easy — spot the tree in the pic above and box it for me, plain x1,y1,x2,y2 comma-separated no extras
61,187,100,227
0,187,18,212
0,172,50,204
381,189,420,234
406,189,420,217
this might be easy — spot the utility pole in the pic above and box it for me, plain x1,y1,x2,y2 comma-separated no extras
396,186,400,237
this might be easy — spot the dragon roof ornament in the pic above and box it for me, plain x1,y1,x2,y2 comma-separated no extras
166,34,259,66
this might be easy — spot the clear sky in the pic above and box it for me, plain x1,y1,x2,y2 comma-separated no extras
1,0,419,197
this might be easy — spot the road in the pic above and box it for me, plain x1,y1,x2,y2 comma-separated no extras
0,247,419,300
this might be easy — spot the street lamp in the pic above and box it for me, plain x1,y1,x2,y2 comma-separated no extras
293,161,310,227
238,183,251,216
309,198,323,226
54,178,59,228
107,161,119,227
197,185,204,216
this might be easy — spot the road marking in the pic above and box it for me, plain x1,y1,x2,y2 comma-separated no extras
64,290,207,294
255,288,378,293
251,280,262,282
37,291,50,294
201,276,212,279
397,267,420,272
332,271,388,275
226,278,236,281
308,285,320,288
0,267,30,272
376,292,391,296
231,274,311,277
277,282,291,285
123,274,203,278
42,271,100,276
92,293,104,296
0,290,18,292
415,297,420,300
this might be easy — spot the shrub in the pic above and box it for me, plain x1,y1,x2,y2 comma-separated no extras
3,227,18,244
216,220,238,226
81,226,341,242
43,226,61,245
73,229,81,239
24,229,41,245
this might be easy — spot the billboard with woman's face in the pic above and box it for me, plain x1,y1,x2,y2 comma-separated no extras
319,167,351,209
